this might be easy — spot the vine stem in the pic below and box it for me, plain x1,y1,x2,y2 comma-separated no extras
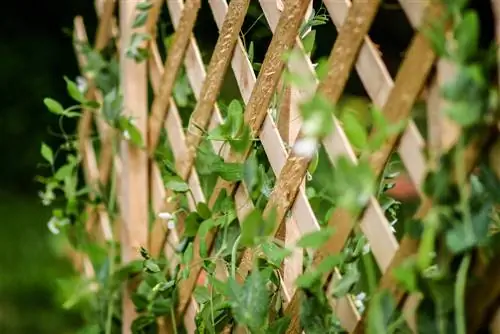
231,235,242,278
455,254,471,334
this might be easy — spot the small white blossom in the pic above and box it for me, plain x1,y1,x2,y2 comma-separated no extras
167,220,176,230
363,243,371,254
356,292,366,301
76,76,87,93
47,217,60,235
302,113,323,137
293,137,318,158
123,130,130,140
158,212,173,220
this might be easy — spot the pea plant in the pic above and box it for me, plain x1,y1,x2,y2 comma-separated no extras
37,0,500,333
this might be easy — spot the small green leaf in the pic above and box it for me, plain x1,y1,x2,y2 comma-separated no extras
302,30,316,54
64,76,85,103
267,316,291,334
240,208,272,247
165,178,189,193
144,259,161,273
330,264,360,297
194,286,211,305
44,98,65,115
454,10,479,62
41,142,54,165
183,242,194,265
136,1,153,11
218,162,244,181
131,315,155,333
392,258,418,293
341,112,368,151
367,292,395,334
151,298,172,316
133,11,149,28
227,270,269,331
296,227,335,249
184,212,203,237
261,242,292,267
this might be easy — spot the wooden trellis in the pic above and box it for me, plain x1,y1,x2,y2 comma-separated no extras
69,0,500,333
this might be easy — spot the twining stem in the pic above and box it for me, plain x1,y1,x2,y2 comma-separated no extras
231,235,242,278
455,254,471,334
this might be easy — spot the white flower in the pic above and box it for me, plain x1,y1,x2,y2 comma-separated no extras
167,220,176,230
354,299,364,309
302,113,323,137
47,217,60,235
363,243,371,254
158,212,173,220
293,137,318,158
356,292,366,301
123,130,130,140
76,76,87,93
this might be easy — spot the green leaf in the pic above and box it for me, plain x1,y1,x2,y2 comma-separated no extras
194,286,211,305
261,242,292,267
296,227,335,249
240,208,274,247
64,76,85,103
302,30,316,54
295,255,342,289
41,142,54,165
131,315,155,333
341,112,368,151
367,292,395,334
133,11,149,28
196,203,211,222
54,164,74,180
165,178,189,192
102,88,123,123
136,1,153,11
144,259,161,273
454,10,479,62
151,297,172,316
183,242,194,265
44,98,65,115
267,316,291,334
248,41,255,64
218,162,244,181
445,201,493,254
393,258,418,293
118,116,144,147
227,270,269,331
184,212,203,237
330,264,360,298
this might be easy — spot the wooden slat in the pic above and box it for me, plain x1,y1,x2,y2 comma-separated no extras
147,0,201,151
119,0,149,330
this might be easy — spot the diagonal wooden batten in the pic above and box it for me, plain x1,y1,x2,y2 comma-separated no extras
175,0,311,319
74,17,114,242
324,0,427,189
147,0,248,255
147,0,201,152
94,0,116,51
177,0,250,181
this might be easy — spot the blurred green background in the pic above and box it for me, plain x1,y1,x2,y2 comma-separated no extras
0,0,96,332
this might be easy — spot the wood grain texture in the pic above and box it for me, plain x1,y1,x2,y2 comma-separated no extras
119,0,149,331
147,0,201,152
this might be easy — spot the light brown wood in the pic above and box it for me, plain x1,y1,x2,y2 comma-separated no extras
119,0,149,331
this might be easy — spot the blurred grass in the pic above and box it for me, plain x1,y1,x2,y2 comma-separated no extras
0,190,82,333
